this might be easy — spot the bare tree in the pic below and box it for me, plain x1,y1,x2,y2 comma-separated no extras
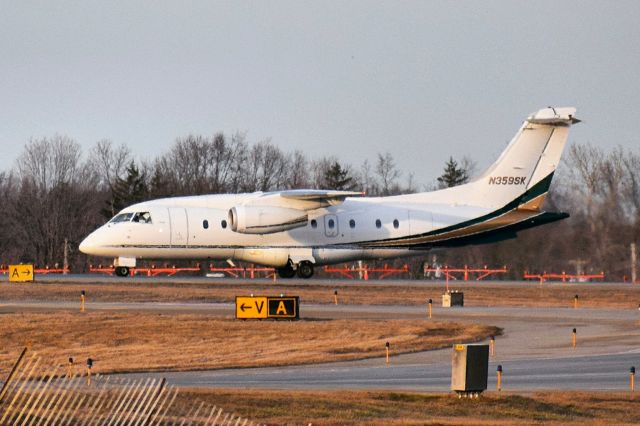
210,132,248,193
90,139,132,190
621,149,640,242
89,139,132,217
358,159,377,195
18,135,83,191
11,136,100,267
375,152,401,195
287,150,310,189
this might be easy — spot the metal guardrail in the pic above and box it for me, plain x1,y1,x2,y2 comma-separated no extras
423,265,508,281
323,263,410,280
524,271,605,283
0,265,70,275
89,264,276,279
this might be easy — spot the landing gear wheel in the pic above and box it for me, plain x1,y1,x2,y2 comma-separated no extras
296,261,314,279
277,264,296,279
115,266,130,277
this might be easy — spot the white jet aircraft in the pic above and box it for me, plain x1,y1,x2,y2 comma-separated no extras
80,107,579,278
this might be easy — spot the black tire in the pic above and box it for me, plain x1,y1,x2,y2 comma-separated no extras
115,266,130,277
277,265,296,279
296,261,314,279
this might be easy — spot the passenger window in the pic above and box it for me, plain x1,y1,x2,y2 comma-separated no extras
221,220,227,229
110,212,134,223
393,219,399,229
349,219,355,229
132,212,152,224
328,219,335,229
375,219,382,229
203,220,209,229
311,219,317,228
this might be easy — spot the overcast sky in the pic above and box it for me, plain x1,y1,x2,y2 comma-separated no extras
1,1,639,187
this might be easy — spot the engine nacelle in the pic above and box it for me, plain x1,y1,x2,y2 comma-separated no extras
228,205,308,234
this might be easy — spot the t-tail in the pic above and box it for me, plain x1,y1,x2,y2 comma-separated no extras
469,106,579,210
420,106,579,211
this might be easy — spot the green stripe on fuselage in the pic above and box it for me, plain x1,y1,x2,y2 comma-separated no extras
347,172,560,248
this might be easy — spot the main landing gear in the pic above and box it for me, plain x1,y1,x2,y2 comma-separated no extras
276,263,296,279
296,261,314,279
276,261,314,279
114,266,130,277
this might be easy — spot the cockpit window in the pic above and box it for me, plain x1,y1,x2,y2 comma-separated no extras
110,212,134,223
110,212,152,224
132,212,152,224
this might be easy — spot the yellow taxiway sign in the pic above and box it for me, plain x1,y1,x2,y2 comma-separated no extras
9,264,34,282
235,296,300,320
235,296,269,319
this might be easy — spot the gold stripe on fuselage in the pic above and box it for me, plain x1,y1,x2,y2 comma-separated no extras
517,193,546,211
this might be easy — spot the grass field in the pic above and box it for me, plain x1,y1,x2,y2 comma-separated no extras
170,389,640,425
1,279,639,308
0,311,498,374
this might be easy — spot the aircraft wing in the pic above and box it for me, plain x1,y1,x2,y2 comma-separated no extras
246,189,365,210
279,189,365,201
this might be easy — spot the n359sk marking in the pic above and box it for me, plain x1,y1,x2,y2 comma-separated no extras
488,176,526,185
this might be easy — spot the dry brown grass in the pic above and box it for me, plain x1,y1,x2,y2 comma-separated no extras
170,389,640,425
0,311,498,374
1,279,639,308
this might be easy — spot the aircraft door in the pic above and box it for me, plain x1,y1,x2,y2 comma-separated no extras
169,208,189,246
324,214,339,238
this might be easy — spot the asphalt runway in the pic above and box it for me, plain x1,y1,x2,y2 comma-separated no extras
34,273,635,289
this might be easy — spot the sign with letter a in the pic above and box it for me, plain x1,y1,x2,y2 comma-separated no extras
235,296,299,320
268,297,298,319
9,264,34,283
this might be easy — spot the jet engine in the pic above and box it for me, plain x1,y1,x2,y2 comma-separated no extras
228,205,308,234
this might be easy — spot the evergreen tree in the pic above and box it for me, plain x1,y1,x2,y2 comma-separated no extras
324,161,355,190
102,162,148,218
437,157,469,188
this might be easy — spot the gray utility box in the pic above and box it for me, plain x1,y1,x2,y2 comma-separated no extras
442,291,464,307
451,344,489,394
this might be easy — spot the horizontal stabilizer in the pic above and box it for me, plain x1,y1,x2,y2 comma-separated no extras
527,107,579,125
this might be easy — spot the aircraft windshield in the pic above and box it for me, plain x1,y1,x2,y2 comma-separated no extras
110,212,152,224
110,212,134,223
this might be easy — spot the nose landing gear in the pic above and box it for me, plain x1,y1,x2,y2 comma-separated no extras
114,266,130,277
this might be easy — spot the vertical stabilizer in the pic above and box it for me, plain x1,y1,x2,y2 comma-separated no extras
463,107,578,209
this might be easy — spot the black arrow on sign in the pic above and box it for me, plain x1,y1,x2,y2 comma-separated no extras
240,303,252,312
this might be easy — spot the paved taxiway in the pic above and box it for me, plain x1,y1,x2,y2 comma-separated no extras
121,351,640,391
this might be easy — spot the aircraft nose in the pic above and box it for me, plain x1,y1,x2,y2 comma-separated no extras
79,233,97,255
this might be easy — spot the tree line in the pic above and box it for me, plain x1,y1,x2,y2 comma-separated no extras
0,132,637,281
